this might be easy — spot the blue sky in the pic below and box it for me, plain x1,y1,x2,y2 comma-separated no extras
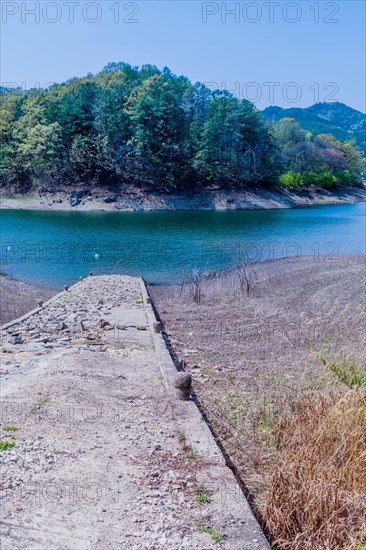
1,0,365,111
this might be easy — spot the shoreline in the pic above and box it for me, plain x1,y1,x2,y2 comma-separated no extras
2,254,362,324
1,184,366,212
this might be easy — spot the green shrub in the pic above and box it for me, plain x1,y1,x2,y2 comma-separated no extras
334,169,352,186
316,171,338,189
302,171,320,186
303,171,339,189
279,171,303,188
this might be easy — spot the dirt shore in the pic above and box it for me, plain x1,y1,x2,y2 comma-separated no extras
0,275,56,325
149,256,366,523
1,184,366,212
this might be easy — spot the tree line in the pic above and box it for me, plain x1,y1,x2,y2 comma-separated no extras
0,62,364,193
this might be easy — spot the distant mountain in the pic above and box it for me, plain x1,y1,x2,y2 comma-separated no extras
262,102,366,154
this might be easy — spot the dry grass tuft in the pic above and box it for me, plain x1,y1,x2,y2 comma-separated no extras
264,390,366,549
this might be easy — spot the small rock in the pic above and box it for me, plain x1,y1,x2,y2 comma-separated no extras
8,336,23,345
104,196,117,204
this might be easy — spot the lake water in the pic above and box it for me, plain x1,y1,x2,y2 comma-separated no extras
1,203,365,288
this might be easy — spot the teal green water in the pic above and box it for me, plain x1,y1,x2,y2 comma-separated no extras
1,203,365,288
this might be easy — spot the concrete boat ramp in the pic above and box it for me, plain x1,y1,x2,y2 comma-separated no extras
0,275,269,549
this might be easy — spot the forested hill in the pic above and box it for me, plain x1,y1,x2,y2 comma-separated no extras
1,63,364,194
262,103,366,154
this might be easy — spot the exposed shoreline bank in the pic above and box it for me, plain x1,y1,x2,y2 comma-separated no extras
0,274,56,325
1,253,362,324
1,184,366,212
149,255,366,548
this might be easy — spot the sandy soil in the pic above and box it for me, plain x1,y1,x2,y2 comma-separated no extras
1,184,366,212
